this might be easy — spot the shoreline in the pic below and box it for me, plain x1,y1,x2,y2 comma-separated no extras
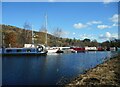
65,53,120,86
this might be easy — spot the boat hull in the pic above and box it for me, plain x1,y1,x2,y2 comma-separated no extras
72,47,85,52
2,47,48,56
2,52,47,56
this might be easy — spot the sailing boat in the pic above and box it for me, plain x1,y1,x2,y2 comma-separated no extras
44,14,59,53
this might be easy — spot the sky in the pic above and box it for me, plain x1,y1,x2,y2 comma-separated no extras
1,0,119,2
2,2,119,42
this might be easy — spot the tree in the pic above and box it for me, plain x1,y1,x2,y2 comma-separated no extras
4,32,17,47
39,25,47,45
82,38,91,46
91,39,99,47
53,28,63,38
23,21,32,44
39,25,47,33
101,41,110,48
52,28,63,46
83,38,91,42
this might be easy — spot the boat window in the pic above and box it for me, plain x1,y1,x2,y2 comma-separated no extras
6,49,12,52
17,49,22,52
26,49,31,52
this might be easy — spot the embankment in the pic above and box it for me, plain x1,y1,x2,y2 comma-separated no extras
66,54,120,86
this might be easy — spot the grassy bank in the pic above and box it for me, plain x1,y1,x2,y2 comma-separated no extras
66,54,120,86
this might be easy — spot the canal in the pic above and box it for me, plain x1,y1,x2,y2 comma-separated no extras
2,51,117,85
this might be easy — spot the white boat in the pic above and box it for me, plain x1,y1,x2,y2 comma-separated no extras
110,47,115,51
46,47,59,53
58,47,70,53
85,46,97,51
2,44,48,55
46,47,76,53
47,47,71,53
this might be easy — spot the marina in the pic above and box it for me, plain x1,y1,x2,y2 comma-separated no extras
1,2,120,86
1,45,119,55
1,46,119,55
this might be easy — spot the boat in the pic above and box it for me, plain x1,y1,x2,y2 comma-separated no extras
2,22,48,55
85,46,97,51
47,47,75,53
56,48,64,53
72,47,85,52
58,47,76,53
46,47,59,53
97,47,105,51
110,47,117,51
2,44,48,55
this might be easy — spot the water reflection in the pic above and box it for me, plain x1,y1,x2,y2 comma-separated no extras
3,51,116,85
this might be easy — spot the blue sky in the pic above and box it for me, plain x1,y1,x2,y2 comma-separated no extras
2,2,118,42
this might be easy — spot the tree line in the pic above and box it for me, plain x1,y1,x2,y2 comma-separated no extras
1,24,120,48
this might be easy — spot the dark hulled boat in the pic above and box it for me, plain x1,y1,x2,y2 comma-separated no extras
2,45,48,55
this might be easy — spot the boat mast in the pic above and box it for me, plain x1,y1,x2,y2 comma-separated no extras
45,13,47,46
32,25,34,44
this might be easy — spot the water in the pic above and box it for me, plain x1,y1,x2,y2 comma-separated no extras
2,51,116,85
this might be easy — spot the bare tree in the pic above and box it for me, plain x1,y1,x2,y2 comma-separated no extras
22,21,32,44
53,28,63,38
39,25,47,45
52,28,63,46
39,25,47,33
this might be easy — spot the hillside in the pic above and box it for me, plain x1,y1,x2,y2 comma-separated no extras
2,24,81,47
1,24,120,48
2,24,63,47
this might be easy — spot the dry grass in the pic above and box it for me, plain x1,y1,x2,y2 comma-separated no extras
66,54,120,87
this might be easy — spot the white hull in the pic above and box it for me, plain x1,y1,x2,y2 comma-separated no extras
47,49,58,53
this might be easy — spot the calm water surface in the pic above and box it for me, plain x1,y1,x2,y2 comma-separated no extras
2,51,117,85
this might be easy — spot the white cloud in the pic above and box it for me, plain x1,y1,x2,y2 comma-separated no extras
73,32,76,35
48,0,55,2
99,32,118,40
97,25,111,29
103,0,119,4
110,14,119,23
112,23,118,27
87,21,102,25
80,34,94,40
73,23,87,29
103,0,113,4
106,32,111,38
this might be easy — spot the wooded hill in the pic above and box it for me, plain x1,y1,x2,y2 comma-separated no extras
2,24,120,48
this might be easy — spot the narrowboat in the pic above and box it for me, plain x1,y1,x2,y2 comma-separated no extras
2,44,48,55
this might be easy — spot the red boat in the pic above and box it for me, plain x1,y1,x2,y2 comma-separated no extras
97,47,105,51
72,47,85,52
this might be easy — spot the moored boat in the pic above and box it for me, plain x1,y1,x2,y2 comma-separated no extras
46,47,59,53
2,44,48,55
97,47,105,51
85,46,97,51
72,47,85,52
56,48,64,53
